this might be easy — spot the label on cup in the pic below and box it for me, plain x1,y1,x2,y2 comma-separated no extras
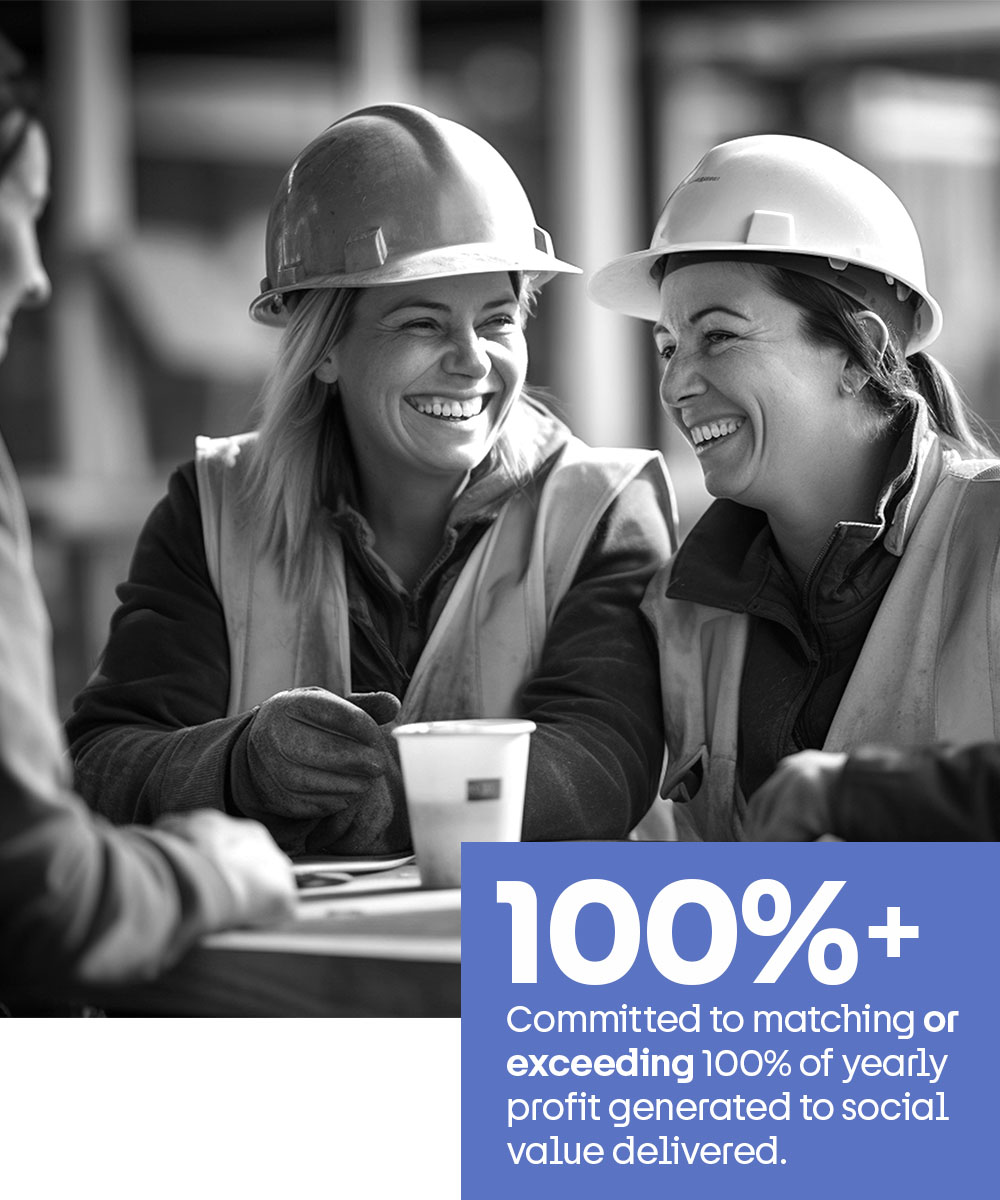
467,778,502,801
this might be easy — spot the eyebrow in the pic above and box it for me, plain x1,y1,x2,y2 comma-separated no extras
653,304,748,337
383,296,517,316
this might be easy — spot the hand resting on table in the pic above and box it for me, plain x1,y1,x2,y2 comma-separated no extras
155,808,297,928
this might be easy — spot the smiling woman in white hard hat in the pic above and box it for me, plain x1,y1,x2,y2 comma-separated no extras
67,104,676,854
0,29,295,1007
590,133,1000,842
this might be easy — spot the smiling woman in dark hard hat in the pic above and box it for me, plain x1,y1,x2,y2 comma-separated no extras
0,30,295,1004
67,105,676,855
590,133,1000,842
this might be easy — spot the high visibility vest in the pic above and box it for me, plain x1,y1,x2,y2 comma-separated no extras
634,433,1000,841
195,432,672,724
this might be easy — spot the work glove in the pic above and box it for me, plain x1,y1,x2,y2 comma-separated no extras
229,686,409,856
742,750,848,841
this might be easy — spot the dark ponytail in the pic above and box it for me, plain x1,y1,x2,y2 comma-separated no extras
907,352,995,457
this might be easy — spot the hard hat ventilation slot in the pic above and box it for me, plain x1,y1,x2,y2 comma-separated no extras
345,227,388,273
276,262,305,287
745,210,795,246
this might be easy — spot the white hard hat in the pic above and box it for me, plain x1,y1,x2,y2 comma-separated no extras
588,134,942,353
251,103,580,327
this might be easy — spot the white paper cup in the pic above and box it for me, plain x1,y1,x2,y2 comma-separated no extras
391,718,535,888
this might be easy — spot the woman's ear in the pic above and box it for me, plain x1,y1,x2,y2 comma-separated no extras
855,309,890,360
840,309,890,396
314,353,338,384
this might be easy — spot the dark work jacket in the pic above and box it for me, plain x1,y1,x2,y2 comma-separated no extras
67,401,674,846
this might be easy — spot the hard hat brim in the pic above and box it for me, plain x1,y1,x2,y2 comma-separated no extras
587,244,943,355
587,247,670,322
251,245,581,327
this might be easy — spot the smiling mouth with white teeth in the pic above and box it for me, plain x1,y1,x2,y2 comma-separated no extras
406,394,489,421
690,417,745,454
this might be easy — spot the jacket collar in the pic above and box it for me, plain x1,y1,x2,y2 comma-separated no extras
450,394,571,526
882,408,943,555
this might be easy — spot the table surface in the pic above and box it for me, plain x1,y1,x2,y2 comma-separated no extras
92,863,462,1018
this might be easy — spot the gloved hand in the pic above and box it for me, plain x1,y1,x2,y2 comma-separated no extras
155,808,297,929
229,687,406,856
742,750,848,841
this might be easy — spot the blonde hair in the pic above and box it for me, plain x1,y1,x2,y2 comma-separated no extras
244,276,542,594
243,288,357,593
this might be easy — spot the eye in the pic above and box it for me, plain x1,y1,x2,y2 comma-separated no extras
704,329,736,347
656,343,675,362
480,312,519,335
399,317,441,335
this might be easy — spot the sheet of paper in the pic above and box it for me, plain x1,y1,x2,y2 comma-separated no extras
202,871,460,960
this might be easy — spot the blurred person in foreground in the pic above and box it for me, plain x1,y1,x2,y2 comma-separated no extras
590,134,1000,841
0,33,295,1005
67,104,675,855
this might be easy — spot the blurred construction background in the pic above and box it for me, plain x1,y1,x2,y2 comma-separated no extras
5,0,1000,714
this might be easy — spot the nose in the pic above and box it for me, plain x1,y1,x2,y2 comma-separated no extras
442,327,490,378
19,239,51,310
21,267,51,310
658,347,706,411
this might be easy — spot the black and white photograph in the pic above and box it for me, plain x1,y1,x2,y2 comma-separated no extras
2,3,998,1196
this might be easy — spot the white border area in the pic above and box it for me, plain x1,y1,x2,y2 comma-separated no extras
3,1017,460,1199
